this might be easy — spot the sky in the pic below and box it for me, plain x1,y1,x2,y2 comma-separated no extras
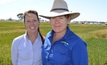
0,0,107,22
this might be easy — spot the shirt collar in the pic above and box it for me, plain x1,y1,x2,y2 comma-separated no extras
24,32,41,44
63,27,72,40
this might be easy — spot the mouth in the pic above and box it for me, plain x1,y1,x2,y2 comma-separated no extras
30,27,35,29
54,26,60,28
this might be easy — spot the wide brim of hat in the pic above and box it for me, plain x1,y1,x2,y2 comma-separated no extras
39,11,80,20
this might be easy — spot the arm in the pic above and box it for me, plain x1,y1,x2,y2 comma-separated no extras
11,39,18,65
72,41,88,65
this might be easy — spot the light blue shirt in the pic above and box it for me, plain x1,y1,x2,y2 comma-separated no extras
11,33,42,65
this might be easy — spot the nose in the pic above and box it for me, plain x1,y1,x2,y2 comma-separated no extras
55,17,59,23
30,21,35,25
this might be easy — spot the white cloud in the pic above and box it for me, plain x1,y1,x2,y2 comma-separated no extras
0,0,15,4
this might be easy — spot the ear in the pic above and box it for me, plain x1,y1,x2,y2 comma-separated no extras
24,22,26,27
38,22,40,25
67,21,70,24
67,16,71,24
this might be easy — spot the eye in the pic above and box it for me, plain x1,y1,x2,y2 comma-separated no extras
26,21,30,22
60,16,64,19
34,20,37,22
33,20,38,23
59,16,65,19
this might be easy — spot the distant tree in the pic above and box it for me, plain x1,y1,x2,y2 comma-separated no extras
8,18,13,21
17,13,24,21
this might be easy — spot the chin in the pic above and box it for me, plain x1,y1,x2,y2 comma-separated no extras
54,30,60,33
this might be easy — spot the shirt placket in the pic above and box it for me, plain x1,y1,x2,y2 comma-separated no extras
28,40,34,65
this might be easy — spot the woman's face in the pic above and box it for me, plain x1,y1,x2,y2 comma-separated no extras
24,13,39,34
50,15,70,33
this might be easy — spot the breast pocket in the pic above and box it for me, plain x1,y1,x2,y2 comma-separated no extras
53,45,71,64
54,44,67,55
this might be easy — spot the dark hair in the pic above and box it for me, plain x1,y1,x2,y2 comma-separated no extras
64,14,70,27
24,10,39,22
64,14,70,19
24,10,44,44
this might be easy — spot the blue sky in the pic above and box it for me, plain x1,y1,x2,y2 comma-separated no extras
0,0,107,22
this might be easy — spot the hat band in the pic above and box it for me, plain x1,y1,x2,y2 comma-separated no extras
50,8,69,12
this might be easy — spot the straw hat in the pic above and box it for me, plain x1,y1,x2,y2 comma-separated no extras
39,0,80,20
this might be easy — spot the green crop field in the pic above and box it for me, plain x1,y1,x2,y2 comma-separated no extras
0,21,107,65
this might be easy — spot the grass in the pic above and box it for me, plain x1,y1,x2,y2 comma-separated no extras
0,21,107,65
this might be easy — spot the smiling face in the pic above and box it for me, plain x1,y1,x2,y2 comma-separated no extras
24,13,39,34
50,15,70,35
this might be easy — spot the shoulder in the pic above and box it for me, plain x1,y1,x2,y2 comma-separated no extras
68,30,86,45
13,34,25,42
45,31,52,38
12,34,25,46
65,31,87,50
69,34,87,46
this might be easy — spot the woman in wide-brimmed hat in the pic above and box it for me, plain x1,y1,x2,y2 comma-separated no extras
40,0,88,65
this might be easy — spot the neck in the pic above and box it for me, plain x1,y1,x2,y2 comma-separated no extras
27,32,38,44
52,30,66,43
